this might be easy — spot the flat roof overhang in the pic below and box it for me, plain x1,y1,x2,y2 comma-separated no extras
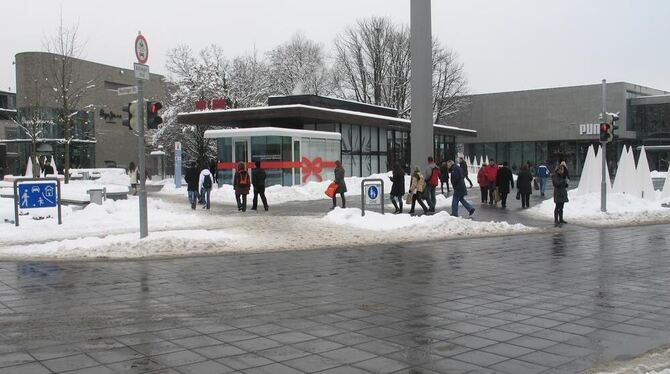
177,104,477,138
205,127,342,140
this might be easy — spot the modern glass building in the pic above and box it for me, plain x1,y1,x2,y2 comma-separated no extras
447,82,670,175
179,95,477,185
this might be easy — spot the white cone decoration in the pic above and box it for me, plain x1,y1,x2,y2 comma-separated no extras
24,158,34,177
49,155,60,175
576,145,595,195
623,147,638,195
485,155,489,165
636,146,656,200
593,145,612,193
661,169,670,201
612,146,628,194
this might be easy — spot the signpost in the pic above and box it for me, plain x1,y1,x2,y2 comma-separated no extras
135,31,149,238
117,86,138,96
361,178,385,216
13,178,62,226
601,79,607,213
175,142,182,189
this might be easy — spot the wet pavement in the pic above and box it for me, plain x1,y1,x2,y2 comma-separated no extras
1,213,670,373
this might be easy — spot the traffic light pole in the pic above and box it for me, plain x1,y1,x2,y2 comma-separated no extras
137,78,148,238
601,79,607,213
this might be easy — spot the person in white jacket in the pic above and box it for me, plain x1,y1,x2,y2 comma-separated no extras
198,167,215,210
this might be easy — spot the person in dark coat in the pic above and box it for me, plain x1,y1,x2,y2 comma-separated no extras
389,163,405,214
42,160,55,176
233,162,251,212
496,161,514,208
516,165,533,209
184,162,200,210
439,161,450,195
459,157,473,188
552,163,569,226
251,160,268,211
449,160,475,217
332,160,347,209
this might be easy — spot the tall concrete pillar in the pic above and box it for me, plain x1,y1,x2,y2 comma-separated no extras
410,0,433,169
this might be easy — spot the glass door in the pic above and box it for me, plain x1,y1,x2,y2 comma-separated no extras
293,140,301,185
234,139,249,165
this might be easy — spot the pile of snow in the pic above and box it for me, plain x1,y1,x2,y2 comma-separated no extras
324,208,533,237
526,190,670,226
0,230,237,260
651,170,668,179
0,196,209,246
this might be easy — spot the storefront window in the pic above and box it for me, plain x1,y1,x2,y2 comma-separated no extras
509,142,522,173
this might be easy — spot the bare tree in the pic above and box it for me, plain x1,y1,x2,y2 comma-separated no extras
43,14,92,183
267,33,331,96
432,43,469,124
228,49,271,107
333,17,468,121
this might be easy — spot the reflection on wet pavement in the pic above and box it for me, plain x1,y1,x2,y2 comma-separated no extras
0,223,669,373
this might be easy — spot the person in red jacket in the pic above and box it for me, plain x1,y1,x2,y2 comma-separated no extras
477,166,488,204
483,159,499,205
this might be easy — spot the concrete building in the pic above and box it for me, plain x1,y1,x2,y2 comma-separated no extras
447,82,670,174
12,52,165,171
0,90,18,176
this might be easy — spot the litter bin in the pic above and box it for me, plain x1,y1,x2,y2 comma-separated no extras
87,188,106,205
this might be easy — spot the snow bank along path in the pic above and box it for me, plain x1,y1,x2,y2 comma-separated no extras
525,190,670,226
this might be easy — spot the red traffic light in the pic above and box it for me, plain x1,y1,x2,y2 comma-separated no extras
148,102,162,114
600,123,610,133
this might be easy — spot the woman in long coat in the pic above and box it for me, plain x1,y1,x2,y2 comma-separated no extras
552,163,569,226
332,160,347,209
516,165,533,209
389,163,405,214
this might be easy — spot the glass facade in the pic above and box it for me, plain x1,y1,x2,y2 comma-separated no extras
16,107,96,172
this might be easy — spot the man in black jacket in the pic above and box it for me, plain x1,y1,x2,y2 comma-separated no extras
184,162,200,209
251,160,268,211
496,161,514,208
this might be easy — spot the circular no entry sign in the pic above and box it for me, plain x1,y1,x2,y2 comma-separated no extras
135,34,148,64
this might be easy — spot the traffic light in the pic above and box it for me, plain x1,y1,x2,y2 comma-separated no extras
146,101,163,129
607,113,619,139
599,122,612,143
122,101,138,130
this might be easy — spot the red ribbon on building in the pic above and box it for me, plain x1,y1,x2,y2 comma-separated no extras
217,157,336,183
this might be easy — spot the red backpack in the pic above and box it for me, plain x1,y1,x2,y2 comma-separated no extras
428,167,439,187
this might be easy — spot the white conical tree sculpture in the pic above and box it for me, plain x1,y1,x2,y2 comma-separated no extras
24,158,34,177
623,147,638,195
636,146,656,200
484,155,489,165
593,145,612,193
576,145,595,195
612,146,628,194
661,169,670,201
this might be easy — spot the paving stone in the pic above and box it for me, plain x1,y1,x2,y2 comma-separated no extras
0,362,50,374
41,353,99,372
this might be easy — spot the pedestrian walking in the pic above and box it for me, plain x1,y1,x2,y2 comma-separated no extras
459,157,474,188
439,161,450,195
483,159,499,205
496,161,514,208
449,160,475,217
184,162,200,210
408,166,429,215
536,161,550,197
516,164,533,208
198,165,215,210
424,157,440,213
331,160,347,209
477,165,488,204
389,163,405,214
234,162,250,212
42,160,55,176
553,163,569,226
251,160,268,211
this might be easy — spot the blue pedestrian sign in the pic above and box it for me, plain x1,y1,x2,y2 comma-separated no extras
18,183,58,208
367,185,379,200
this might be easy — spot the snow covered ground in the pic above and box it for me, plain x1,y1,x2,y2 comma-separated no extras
591,346,670,374
525,190,670,226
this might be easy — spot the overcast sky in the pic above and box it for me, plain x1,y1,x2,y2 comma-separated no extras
2,0,669,95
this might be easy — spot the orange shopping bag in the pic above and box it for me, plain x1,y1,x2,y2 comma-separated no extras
325,182,338,198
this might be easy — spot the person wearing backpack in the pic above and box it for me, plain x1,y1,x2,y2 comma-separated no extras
251,160,268,211
198,165,215,210
184,162,200,210
234,162,251,212
439,161,450,195
424,156,439,213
